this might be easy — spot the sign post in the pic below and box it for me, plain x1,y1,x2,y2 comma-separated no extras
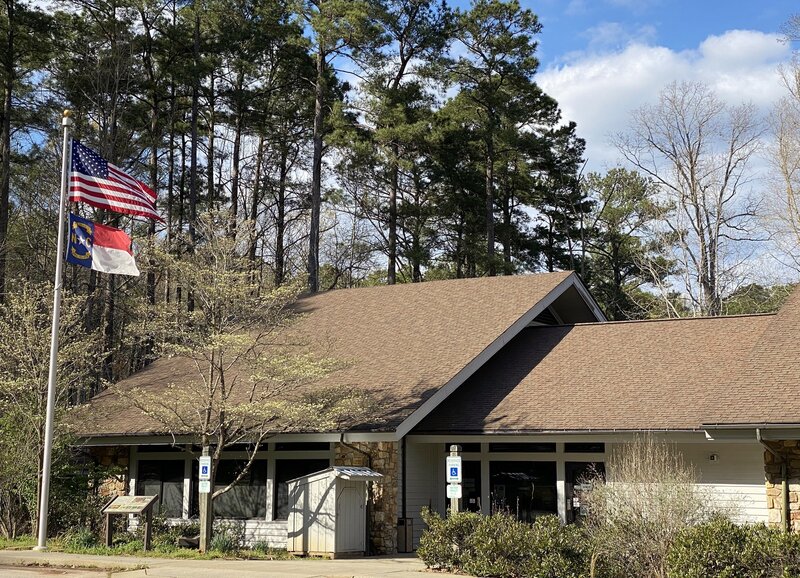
198,448,213,552
446,445,462,514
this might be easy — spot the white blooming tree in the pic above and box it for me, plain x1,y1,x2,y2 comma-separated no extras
122,213,369,550
0,280,100,537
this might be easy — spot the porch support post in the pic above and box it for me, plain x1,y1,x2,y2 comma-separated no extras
480,444,490,515
556,446,566,523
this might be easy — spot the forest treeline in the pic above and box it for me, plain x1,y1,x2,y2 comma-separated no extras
0,0,798,389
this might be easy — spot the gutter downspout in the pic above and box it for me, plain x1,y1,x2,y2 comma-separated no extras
340,434,373,555
757,428,790,533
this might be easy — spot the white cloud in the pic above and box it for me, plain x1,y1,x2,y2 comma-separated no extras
565,0,588,16
582,21,658,52
538,30,791,170
605,0,661,11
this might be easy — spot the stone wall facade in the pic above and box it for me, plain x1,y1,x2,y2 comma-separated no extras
763,441,800,532
88,446,130,498
334,441,399,554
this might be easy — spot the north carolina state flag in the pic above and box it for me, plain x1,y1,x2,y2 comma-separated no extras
66,213,140,277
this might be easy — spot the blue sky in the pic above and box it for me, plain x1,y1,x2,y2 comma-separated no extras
485,0,799,172
530,0,796,67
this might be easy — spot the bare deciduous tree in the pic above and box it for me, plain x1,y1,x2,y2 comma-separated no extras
582,437,722,578
615,81,764,316
766,52,800,273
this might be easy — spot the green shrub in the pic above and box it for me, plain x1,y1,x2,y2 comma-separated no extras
417,508,481,571
210,521,244,554
462,511,533,577
249,541,291,559
524,516,589,578
62,527,99,550
666,518,800,578
418,510,589,578
666,517,751,578
134,517,200,552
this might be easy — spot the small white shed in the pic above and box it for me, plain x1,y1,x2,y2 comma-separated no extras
286,466,382,557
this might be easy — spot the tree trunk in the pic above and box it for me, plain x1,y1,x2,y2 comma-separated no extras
229,74,243,238
207,77,215,209
188,9,200,312
0,0,13,304
308,44,325,293
248,134,264,264
189,9,199,249
165,81,176,303
101,273,115,385
147,113,158,307
275,147,288,287
388,146,398,284
502,189,512,272
485,136,495,276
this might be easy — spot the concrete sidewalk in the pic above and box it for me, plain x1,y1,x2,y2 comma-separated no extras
0,549,430,577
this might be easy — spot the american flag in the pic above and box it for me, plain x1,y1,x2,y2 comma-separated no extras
69,140,163,222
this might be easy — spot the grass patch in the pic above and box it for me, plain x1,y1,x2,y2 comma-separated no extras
0,533,295,561
0,536,36,550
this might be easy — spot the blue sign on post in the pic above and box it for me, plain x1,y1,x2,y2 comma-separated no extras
446,456,462,483
199,456,211,482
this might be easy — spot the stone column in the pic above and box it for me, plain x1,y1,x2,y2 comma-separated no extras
334,441,399,554
763,441,800,532
89,446,130,497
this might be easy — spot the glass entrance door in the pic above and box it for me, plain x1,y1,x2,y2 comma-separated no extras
565,461,605,523
489,461,557,522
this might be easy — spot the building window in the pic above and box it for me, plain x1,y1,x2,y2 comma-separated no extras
274,442,330,451
565,443,605,453
273,459,329,520
212,460,268,519
136,460,184,518
490,461,557,522
488,443,556,453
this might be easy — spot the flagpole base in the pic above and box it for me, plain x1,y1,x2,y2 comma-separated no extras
32,546,48,551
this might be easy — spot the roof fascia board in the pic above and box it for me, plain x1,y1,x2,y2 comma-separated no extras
571,277,608,322
394,273,603,440
703,426,800,441
78,431,396,447
407,431,717,444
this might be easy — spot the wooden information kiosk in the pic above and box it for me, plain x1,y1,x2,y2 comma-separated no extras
101,495,159,550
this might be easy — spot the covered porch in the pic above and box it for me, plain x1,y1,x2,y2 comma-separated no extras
400,433,770,550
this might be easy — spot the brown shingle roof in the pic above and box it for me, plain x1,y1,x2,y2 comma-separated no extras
76,272,575,438
703,286,800,426
415,314,774,433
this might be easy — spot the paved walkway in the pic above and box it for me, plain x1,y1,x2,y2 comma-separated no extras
0,549,430,578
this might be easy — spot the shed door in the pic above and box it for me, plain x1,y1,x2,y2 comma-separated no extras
336,481,366,553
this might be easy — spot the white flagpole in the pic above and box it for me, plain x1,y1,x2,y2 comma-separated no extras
34,110,73,551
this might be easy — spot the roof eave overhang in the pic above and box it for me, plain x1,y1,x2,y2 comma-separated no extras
76,430,398,447
393,272,606,440
702,423,800,441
